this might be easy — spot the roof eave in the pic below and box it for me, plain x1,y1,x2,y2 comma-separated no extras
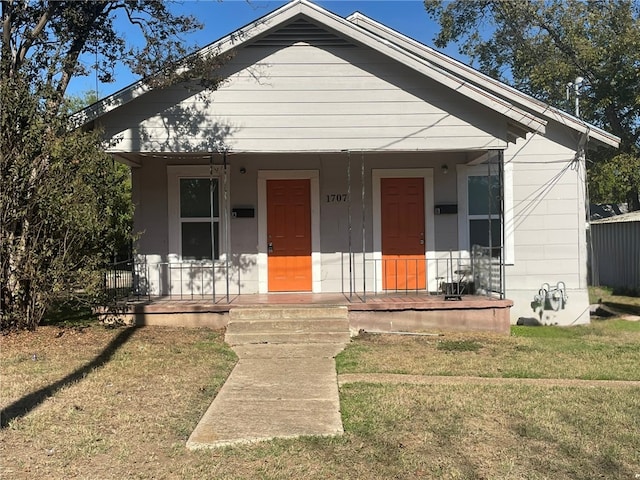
347,12,620,149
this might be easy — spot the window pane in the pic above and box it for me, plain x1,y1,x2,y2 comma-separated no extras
212,222,219,259
182,222,217,260
470,219,501,257
209,179,219,217
468,176,499,215
180,178,218,218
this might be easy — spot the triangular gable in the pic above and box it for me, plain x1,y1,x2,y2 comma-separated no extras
75,0,547,139
246,17,356,48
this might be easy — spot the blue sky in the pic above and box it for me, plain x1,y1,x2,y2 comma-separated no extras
68,0,468,100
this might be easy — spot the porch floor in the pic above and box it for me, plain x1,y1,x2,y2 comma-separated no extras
124,292,511,313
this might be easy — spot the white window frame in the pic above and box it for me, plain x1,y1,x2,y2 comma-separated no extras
167,165,229,263
457,162,514,264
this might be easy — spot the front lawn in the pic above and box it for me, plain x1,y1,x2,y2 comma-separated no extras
336,320,640,380
1,320,638,479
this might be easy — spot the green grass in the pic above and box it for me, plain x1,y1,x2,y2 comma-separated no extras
40,299,99,327
511,324,592,338
2,320,639,479
338,382,640,479
336,321,640,380
513,319,640,337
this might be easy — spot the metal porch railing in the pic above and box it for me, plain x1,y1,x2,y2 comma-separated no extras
104,248,503,304
103,259,239,303
343,248,503,301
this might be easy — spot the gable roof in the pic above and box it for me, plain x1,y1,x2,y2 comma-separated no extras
347,12,619,148
76,0,619,149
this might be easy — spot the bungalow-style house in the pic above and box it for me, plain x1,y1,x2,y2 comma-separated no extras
80,0,619,330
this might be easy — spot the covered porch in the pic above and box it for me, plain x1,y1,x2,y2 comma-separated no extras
119,149,508,295
105,148,511,333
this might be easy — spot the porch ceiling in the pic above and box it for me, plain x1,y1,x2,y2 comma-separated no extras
115,150,504,161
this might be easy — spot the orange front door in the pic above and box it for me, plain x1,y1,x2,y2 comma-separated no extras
381,177,426,290
267,179,312,292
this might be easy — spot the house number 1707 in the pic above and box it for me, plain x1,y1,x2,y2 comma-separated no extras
326,194,348,203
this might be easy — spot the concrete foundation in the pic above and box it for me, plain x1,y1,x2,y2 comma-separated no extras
97,294,513,334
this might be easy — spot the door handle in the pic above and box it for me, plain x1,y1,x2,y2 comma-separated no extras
268,241,273,254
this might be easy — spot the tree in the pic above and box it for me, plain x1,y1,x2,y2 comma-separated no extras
1,1,218,330
423,0,640,210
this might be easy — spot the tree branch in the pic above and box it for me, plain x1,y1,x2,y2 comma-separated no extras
15,1,58,71
1,0,14,76
53,3,110,112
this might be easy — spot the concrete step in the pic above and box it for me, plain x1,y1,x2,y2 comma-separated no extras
227,318,348,334
229,306,348,321
225,331,351,345
226,306,350,346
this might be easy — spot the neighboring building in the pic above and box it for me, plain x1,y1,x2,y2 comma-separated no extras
78,0,619,326
590,203,628,221
590,211,640,293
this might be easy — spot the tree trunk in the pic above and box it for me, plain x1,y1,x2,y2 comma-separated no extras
1,228,45,330
628,189,640,212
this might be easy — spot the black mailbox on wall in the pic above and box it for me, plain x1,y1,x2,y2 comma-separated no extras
434,204,458,215
232,207,255,218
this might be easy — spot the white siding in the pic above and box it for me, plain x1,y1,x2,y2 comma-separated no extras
100,44,507,153
109,32,593,325
504,125,590,324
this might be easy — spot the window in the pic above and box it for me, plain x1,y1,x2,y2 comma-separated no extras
168,165,226,262
468,175,501,257
179,178,219,260
457,160,514,264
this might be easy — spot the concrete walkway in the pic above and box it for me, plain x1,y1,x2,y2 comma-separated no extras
186,343,347,449
338,373,640,388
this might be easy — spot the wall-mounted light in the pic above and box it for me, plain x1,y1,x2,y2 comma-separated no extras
441,164,449,175
239,167,247,174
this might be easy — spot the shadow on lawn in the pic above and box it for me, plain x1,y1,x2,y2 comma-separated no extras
0,326,137,429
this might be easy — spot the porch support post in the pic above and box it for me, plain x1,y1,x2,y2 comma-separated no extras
209,153,217,302
347,150,353,300
223,151,230,303
498,150,505,300
487,159,493,296
488,149,506,300
361,150,366,302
